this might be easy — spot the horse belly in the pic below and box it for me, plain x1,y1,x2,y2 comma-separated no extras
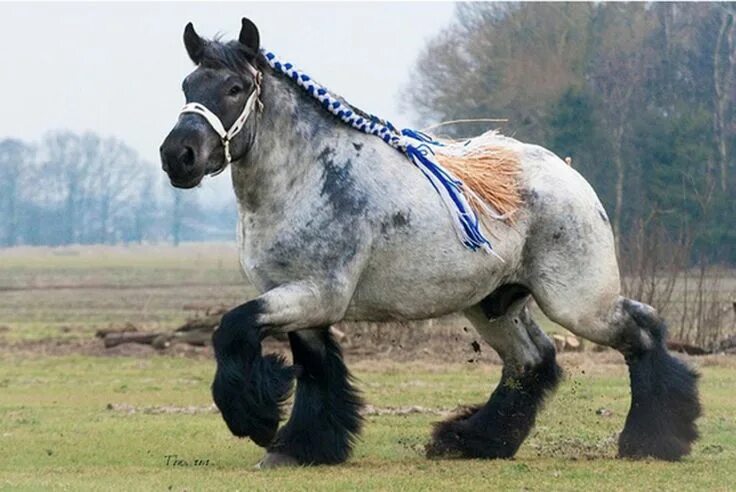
345,241,509,321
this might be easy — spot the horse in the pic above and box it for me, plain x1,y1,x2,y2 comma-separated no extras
160,18,700,468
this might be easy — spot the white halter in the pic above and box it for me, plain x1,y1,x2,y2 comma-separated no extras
179,61,263,164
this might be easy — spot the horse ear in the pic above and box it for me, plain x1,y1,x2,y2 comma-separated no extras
238,18,260,54
184,22,204,64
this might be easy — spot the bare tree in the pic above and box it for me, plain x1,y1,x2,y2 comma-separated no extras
405,3,594,141
0,139,33,246
589,3,654,255
88,137,149,243
40,132,93,244
713,5,735,192
34,131,159,245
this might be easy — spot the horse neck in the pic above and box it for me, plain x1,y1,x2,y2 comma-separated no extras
231,71,345,214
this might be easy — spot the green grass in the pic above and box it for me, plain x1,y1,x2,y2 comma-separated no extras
0,356,734,491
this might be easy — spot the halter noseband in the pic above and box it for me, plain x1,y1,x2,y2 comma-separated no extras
179,61,263,165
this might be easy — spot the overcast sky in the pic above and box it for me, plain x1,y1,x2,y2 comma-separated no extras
0,2,456,170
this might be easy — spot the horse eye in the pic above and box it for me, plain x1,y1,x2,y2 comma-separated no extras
228,85,243,96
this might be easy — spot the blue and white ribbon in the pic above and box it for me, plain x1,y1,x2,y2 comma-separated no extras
262,50,494,254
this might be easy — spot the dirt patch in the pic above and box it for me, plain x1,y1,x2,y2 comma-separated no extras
105,401,460,418
5,333,732,373
362,405,455,417
106,403,219,415
1,337,215,360
529,434,619,460
3,323,732,372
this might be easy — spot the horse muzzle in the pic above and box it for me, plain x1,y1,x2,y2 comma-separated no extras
159,125,211,189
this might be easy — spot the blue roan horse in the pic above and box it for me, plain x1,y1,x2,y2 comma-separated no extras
160,19,700,468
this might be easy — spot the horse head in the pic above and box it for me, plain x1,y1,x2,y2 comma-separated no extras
160,18,262,188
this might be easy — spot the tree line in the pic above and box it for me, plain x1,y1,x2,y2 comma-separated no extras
406,2,735,265
2,3,733,265
0,132,236,247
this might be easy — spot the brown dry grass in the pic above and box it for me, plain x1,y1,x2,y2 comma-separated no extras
435,142,522,221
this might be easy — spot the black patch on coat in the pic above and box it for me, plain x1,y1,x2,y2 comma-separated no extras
392,212,409,227
211,300,294,447
318,146,367,216
268,328,364,465
615,300,701,461
352,142,363,151
262,147,367,276
426,329,562,459
380,211,411,236
273,258,291,269
520,188,540,207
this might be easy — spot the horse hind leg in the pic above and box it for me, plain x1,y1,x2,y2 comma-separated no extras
613,298,701,460
535,290,701,461
427,285,562,459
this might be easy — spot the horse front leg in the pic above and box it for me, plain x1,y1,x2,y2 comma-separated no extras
258,327,363,468
211,282,362,463
211,296,293,447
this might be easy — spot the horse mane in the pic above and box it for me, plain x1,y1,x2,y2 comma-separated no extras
198,38,268,73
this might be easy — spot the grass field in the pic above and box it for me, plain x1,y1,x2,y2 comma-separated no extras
1,244,735,491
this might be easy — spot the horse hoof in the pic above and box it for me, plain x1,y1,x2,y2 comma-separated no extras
255,452,299,469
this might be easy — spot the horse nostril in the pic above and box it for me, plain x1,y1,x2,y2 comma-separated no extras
179,146,195,167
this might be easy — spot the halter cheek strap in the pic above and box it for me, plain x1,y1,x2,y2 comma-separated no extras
179,63,263,165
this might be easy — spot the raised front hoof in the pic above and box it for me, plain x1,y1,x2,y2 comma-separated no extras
215,402,280,447
212,354,294,447
425,406,516,460
244,420,279,448
255,452,300,470
212,370,282,447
